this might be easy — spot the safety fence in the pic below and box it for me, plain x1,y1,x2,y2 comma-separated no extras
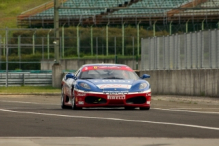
0,28,139,71
141,29,219,70
0,73,52,86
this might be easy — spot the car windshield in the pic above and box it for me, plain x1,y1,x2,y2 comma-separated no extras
79,69,139,80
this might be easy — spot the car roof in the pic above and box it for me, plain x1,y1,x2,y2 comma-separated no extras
82,63,128,67
80,64,133,72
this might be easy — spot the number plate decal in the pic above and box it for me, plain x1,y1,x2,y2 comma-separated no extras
107,94,125,100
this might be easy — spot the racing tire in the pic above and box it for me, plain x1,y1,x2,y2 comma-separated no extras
139,107,150,110
61,87,68,109
71,96,82,110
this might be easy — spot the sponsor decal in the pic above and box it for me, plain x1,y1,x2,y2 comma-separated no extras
107,95,125,100
147,92,151,96
103,91,128,94
82,65,133,72
97,84,131,89
77,93,86,96
94,80,131,83
78,101,84,105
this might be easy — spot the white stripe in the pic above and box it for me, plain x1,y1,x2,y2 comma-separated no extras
0,100,59,105
1,100,218,115
0,108,219,131
170,108,219,110
153,108,219,114
74,88,151,95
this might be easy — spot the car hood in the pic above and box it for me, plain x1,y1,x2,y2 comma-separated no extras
87,79,135,89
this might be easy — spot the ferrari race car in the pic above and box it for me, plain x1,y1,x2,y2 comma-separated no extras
61,64,151,110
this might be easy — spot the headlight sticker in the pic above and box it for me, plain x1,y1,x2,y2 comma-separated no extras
139,83,148,89
79,83,91,89
77,93,86,96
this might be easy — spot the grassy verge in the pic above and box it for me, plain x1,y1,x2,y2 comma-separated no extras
0,86,60,94
0,0,51,28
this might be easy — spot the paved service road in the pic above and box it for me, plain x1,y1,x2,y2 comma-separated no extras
0,94,219,146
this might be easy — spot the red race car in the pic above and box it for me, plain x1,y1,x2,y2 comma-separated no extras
61,64,151,110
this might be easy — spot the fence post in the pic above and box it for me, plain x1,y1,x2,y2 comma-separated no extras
6,28,8,87
185,33,187,69
209,29,212,68
154,37,157,70
186,20,189,33
177,34,181,69
174,34,177,69
18,35,21,57
133,37,135,69
96,37,98,61
0,35,1,70
42,37,44,60
18,35,21,69
32,31,36,55
158,37,160,70
114,37,117,63
122,22,125,56
22,74,25,86
77,24,80,58
47,30,51,60
153,21,157,37
191,32,194,69
201,31,204,68
106,23,109,56
91,25,93,56
202,19,205,30
163,36,165,70
168,36,170,70
62,25,65,58
217,30,219,68
3,37,5,56
137,22,140,57
169,21,172,35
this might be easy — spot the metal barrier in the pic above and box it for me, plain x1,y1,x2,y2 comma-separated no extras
0,73,52,86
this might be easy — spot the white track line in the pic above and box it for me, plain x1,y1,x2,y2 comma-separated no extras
153,108,219,114
0,100,59,105
1,100,219,114
0,108,219,131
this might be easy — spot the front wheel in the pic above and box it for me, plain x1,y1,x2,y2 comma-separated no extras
140,107,150,110
71,96,82,110
61,86,68,109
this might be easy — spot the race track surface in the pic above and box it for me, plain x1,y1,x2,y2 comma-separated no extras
0,94,219,146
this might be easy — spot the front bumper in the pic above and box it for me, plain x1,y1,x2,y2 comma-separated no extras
74,89,151,108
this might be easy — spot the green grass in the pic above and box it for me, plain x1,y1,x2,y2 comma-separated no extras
0,86,60,94
0,0,51,28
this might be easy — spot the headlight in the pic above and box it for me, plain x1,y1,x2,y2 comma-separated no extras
139,83,147,89
79,83,91,89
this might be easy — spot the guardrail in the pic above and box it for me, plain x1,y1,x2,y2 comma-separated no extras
0,73,52,86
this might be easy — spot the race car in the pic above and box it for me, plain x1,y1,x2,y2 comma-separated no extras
61,64,151,110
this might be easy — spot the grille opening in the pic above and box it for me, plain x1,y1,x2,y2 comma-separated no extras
126,96,146,104
85,96,107,104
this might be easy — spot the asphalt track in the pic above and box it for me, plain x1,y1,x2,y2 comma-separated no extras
0,94,219,146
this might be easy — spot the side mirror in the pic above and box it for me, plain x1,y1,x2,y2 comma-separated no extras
141,74,150,79
66,73,76,80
